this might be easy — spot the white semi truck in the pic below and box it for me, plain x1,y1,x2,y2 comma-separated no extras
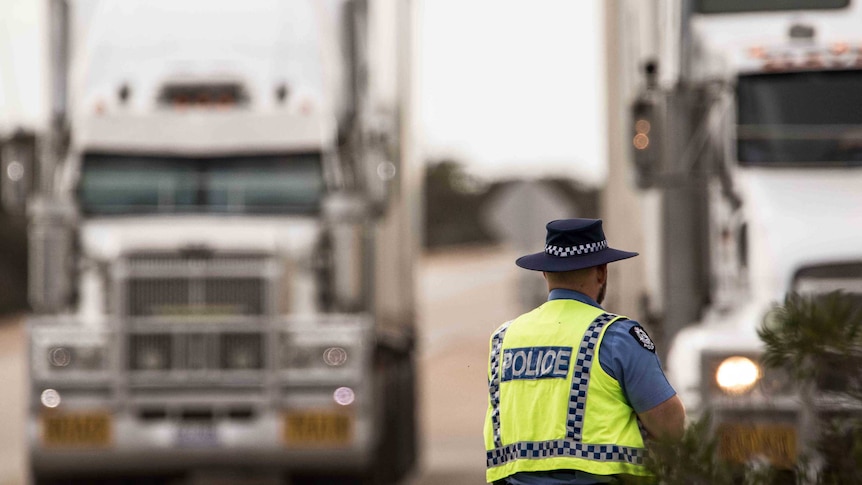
17,1,419,483
626,0,862,472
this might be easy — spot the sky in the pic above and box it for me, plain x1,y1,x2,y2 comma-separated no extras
0,0,607,186
418,0,607,185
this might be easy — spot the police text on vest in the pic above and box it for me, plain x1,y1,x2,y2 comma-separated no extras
501,346,572,382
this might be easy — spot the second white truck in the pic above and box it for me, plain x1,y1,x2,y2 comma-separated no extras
626,0,862,472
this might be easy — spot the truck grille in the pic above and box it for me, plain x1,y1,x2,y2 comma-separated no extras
127,278,264,316
124,254,269,317
123,253,271,379
129,333,264,371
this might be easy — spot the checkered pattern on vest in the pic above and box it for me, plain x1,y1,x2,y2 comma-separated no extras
486,312,647,469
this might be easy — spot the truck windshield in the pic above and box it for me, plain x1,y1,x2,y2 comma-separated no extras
695,0,848,14
79,153,324,215
736,70,862,166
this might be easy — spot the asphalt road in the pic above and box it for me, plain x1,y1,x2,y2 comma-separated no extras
0,315,26,485
409,245,524,485
0,246,528,485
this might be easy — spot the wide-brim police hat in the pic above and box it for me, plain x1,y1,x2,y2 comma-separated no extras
515,218,638,272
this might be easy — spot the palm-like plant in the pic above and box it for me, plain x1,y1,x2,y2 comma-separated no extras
758,291,862,484
644,291,862,484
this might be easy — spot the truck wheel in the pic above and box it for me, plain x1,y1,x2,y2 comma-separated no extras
368,347,417,485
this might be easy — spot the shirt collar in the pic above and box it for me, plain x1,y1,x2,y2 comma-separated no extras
547,288,603,309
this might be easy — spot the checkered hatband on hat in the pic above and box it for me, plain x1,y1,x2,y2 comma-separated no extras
545,240,608,258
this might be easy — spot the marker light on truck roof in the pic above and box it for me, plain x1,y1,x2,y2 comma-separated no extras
748,46,767,59
299,97,315,116
754,42,862,72
830,42,850,56
803,53,824,69
716,356,761,395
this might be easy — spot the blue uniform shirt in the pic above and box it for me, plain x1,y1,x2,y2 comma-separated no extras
506,289,676,485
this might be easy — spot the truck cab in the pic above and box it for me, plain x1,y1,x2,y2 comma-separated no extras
629,0,862,469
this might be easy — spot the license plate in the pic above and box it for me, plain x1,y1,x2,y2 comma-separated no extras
42,412,112,448
283,410,352,446
176,423,220,448
717,423,797,468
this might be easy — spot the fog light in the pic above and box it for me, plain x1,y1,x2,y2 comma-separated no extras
41,389,61,408
227,345,258,369
333,387,355,406
716,356,761,394
138,348,168,370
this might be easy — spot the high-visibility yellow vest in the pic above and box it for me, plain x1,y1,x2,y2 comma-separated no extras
484,299,651,482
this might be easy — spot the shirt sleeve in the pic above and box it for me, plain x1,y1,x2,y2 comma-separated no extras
597,319,676,414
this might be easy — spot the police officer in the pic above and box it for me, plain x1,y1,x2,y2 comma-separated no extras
484,218,685,484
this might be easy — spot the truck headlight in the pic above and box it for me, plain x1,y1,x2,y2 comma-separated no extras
48,347,73,367
322,347,348,367
715,356,761,394
47,345,106,370
280,335,352,369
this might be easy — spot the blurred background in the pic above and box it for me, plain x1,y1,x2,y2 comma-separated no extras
1,0,862,484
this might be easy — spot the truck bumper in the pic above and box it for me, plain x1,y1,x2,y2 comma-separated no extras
29,411,375,476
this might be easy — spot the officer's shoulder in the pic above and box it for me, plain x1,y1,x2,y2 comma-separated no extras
607,318,657,354
490,317,518,337
605,316,638,331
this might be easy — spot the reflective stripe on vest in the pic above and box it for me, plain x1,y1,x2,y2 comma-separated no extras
489,319,514,448
486,312,647,469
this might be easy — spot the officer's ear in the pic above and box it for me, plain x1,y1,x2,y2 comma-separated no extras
595,264,608,285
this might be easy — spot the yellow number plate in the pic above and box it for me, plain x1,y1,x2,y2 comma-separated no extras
42,412,112,448
283,410,352,446
717,423,796,468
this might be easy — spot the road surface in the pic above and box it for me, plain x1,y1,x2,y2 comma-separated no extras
409,245,524,485
0,315,26,485
0,245,528,485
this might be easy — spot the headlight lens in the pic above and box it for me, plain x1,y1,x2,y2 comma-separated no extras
48,347,73,367
47,345,106,370
322,347,348,367
716,356,761,394
280,335,351,369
